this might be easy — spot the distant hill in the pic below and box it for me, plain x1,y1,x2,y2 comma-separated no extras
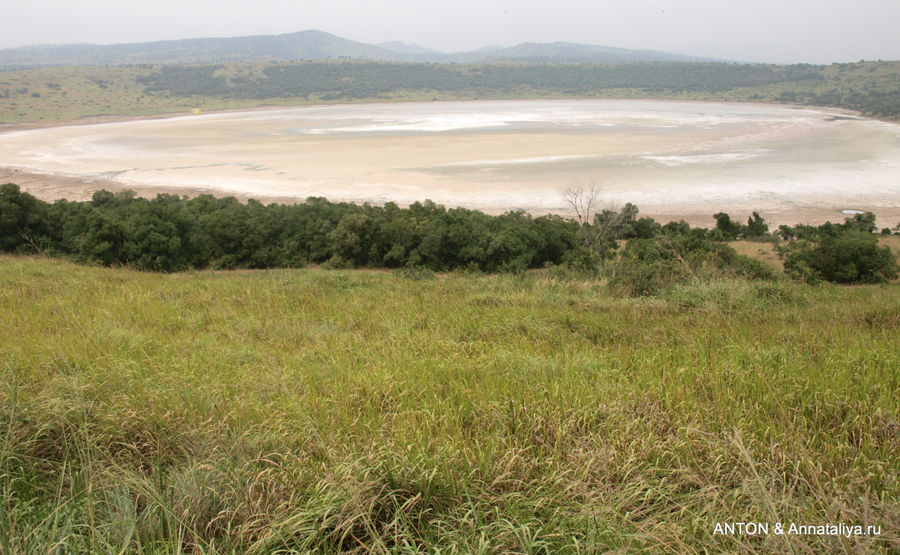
0,31,401,68
0,30,719,69
376,41,444,57
451,42,709,64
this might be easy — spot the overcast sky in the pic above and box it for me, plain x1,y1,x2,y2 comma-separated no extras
4,0,900,64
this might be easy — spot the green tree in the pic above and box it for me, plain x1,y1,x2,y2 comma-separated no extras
744,212,769,239
712,212,742,241
328,212,372,267
784,232,897,283
841,212,877,234
0,183,50,252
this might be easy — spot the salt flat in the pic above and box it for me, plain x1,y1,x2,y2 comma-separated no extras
1,99,899,226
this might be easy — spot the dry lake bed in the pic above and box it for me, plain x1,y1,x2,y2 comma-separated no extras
1,99,899,226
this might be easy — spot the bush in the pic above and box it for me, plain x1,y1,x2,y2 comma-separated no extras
394,265,436,280
609,260,672,296
784,232,898,283
608,228,780,297
731,255,779,281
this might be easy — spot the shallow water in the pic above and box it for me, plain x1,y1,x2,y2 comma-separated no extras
1,99,899,223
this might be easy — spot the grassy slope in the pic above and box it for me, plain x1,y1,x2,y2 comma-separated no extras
1,256,898,552
0,66,268,125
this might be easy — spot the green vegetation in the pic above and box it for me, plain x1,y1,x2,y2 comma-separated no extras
136,62,830,100
0,184,579,273
778,213,899,284
3,184,897,290
2,185,898,551
2,60,899,125
0,65,267,124
1,255,898,552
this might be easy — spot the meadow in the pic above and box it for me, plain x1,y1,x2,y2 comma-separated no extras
1,255,897,552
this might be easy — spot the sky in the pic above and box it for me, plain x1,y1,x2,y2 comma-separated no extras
4,0,900,64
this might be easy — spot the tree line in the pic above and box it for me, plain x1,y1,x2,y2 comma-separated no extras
0,184,578,273
138,62,825,100
1,184,896,290
134,60,900,119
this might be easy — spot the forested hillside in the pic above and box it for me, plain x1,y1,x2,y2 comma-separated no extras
133,61,900,118
2,60,899,125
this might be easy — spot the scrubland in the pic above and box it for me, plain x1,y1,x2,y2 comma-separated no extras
1,256,897,552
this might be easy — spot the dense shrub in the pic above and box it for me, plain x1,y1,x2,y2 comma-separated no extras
1,184,892,287
608,226,777,296
0,183,50,252
777,212,898,284
0,185,577,273
784,232,897,284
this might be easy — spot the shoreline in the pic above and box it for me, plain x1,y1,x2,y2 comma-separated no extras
0,96,882,134
2,99,899,228
3,166,894,229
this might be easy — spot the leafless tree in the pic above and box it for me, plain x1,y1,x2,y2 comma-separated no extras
563,184,600,227
564,184,634,259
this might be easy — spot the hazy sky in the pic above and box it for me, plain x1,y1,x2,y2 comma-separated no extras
4,0,900,64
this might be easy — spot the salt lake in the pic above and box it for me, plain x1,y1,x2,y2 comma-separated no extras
1,99,898,225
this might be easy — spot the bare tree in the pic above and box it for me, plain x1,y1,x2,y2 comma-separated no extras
563,185,600,227
564,184,634,259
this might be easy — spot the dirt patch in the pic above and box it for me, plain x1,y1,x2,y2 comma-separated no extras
729,240,784,270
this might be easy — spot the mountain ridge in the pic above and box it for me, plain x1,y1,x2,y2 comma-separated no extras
0,30,721,69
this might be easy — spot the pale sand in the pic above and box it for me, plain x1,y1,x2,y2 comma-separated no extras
1,99,899,227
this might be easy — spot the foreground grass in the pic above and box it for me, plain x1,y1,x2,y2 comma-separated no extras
1,256,897,552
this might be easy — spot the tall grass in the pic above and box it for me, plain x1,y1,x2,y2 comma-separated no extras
1,256,897,552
